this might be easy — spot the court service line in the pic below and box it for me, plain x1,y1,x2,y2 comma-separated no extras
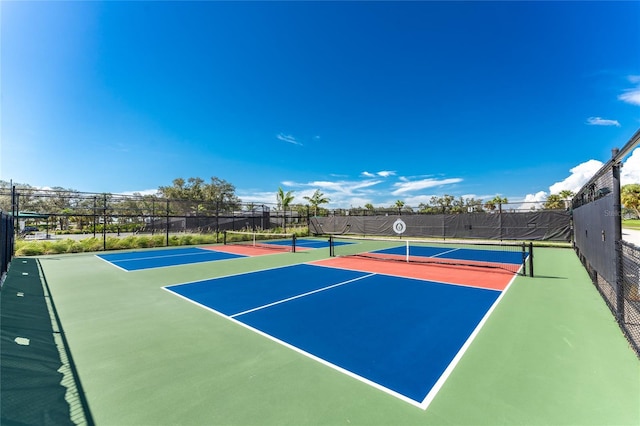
112,248,215,263
428,247,461,258
230,273,376,318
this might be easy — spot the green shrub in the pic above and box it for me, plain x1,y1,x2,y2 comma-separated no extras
47,240,74,254
151,235,166,247
80,238,103,252
12,230,299,256
15,243,45,256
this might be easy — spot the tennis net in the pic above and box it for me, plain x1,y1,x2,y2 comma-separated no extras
329,235,533,276
223,231,296,252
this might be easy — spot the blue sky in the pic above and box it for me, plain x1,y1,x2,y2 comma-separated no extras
2,1,639,208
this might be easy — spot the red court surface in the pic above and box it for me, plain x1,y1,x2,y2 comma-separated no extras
311,256,515,291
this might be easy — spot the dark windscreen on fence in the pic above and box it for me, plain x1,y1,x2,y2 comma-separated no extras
1,211,15,287
572,128,640,358
310,210,571,241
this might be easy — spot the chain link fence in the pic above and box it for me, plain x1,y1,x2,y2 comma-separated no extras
0,187,311,249
572,128,640,357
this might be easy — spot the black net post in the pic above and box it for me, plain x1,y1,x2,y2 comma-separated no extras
329,235,334,257
292,234,296,253
529,242,534,277
223,230,227,245
521,243,527,276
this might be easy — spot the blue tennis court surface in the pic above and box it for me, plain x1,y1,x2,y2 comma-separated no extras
97,247,245,271
164,263,504,408
376,245,527,265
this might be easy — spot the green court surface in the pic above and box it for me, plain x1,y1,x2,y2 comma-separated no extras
2,245,639,425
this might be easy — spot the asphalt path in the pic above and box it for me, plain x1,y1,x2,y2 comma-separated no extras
622,228,640,246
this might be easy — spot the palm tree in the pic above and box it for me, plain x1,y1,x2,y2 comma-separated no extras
364,203,374,215
544,194,564,209
484,196,508,212
559,190,574,209
394,200,405,215
276,187,295,210
276,187,295,231
303,189,330,217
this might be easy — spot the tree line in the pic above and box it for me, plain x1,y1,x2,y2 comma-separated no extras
2,179,639,220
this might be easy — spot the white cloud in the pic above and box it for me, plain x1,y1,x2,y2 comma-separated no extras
236,191,278,205
515,191,548,211
391,177,463,195
276,133,303,146
619,76,640,106
361,170,395,178
518,149,640,209
548,159,604,194
122,189,159,196
622,147,640,185
586,117,621,127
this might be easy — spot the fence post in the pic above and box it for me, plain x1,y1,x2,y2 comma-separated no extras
165,199,170,247
93,196,97,238
14,189,19,237
102,194,107,251
612,154,624,322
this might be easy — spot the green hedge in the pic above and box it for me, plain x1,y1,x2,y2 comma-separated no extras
15,227,310,256
14,234,220,256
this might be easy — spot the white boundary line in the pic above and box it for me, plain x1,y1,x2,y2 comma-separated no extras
94,254,129,272
166,264,318,289
162,262,517,410
101,247,215,264
95,247,248,272
418,271,520,410
161,280,424,409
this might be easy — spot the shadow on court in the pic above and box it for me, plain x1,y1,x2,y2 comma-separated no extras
0,258,93,426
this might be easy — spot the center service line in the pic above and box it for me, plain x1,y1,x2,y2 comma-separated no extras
230,273,376,318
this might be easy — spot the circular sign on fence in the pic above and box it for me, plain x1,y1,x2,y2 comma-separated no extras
393,218,406,235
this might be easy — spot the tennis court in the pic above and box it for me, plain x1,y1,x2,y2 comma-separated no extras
97,247,246,271
2,238,639,425
165,261,514,408
96,235,335,271
96,232,338,271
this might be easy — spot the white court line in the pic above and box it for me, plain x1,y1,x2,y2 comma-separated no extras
107,248,215,264
230,273,376,318
417,271,520,410
94,254,129,272
428,247,461,258
163,263,516,410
